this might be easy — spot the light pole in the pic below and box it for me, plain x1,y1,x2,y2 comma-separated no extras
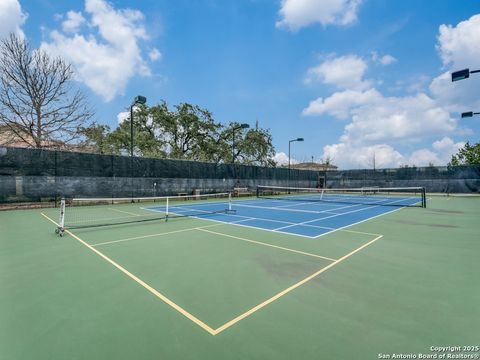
451,68,480,123
232,123,250,164
288,137,304,187
461,111,480,118
130,95,147,157
451,68,480,82
129,95,146,200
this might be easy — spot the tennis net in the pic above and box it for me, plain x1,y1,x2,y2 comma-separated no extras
256,185,426,208
56,192,233,235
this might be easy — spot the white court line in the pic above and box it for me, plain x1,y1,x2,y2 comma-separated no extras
142,195,421,239
167,203,337,231
313,205,407,239
92,218,254,247
164,208,321,230
93,225,216,247
180,207,336,231
233,203,329,214
162,212,318,239
108,208,142,217
143,205,319,238
148,206,324,238
272,196,416,232
240,198,389,215
271,201,342,210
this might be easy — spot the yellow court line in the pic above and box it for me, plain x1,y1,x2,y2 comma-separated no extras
337,229,383,237
108,208,142,217
213,234,383,335
92,223,224,247
40,212,384,336
198,228,337,262
40,213,217,336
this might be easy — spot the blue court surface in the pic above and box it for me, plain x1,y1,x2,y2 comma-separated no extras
147,194,422,238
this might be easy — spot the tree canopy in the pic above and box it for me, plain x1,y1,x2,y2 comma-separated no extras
80,101,276,166
448,142,480,166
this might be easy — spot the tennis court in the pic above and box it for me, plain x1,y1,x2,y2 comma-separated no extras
144,186,425,238
1,188,479,359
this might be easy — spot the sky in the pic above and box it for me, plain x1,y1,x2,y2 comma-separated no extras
1,0,479,169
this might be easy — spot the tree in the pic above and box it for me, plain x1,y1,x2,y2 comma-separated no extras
448,142,480,166
221,123,276,166
320,155,335,171
78,123,112,154
0,34,93,148
150,102,221,161
81,100,277,166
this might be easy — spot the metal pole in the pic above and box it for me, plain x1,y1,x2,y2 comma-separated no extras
130,103,134,201
232,126,236,185
288,141,291,188
130,104,134,158
288,141,291,170
232,126,235,164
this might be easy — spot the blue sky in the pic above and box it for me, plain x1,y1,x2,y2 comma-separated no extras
1,0,479,168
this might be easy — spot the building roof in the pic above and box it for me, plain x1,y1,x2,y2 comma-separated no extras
290,162,338,171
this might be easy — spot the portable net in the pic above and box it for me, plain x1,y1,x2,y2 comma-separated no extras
256,185,426,208
56,192,233,234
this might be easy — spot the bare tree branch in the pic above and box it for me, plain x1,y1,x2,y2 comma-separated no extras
0,33,93,148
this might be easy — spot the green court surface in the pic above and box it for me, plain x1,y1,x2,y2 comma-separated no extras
1,196,479,360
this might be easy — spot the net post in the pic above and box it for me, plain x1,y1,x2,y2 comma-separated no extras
422,187,426,208
228,192,232,212
57,198,65,236
165,197,169,221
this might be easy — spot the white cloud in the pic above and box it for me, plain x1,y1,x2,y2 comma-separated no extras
321,137,464,169
302,88,381,119
0,0,27,38
62,11,86,33
149,48,162,61
273,152,298,166
299,13,480,170
305,55,371,90
304,83,463,168
117,111,130,124
276,0,362,31
437,14,480,68
429,14,480,111
379,54,396,66
407,149,439,166
41,0,158,102
343,92,456,145
406,137,465,166
304,87,457,146
371,51,397,66
322,143,404,169
432,136,461,153
391,75,430,94
431,136,465,162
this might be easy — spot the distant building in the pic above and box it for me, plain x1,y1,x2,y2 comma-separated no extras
0,125,41,148
290,162,338,171
0,125,81,150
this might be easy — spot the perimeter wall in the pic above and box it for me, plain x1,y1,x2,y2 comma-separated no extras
0,147,318,203
0,146,479,204
323,166,480,193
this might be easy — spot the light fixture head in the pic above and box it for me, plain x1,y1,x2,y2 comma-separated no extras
451,69,470,82
134,95,147,105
